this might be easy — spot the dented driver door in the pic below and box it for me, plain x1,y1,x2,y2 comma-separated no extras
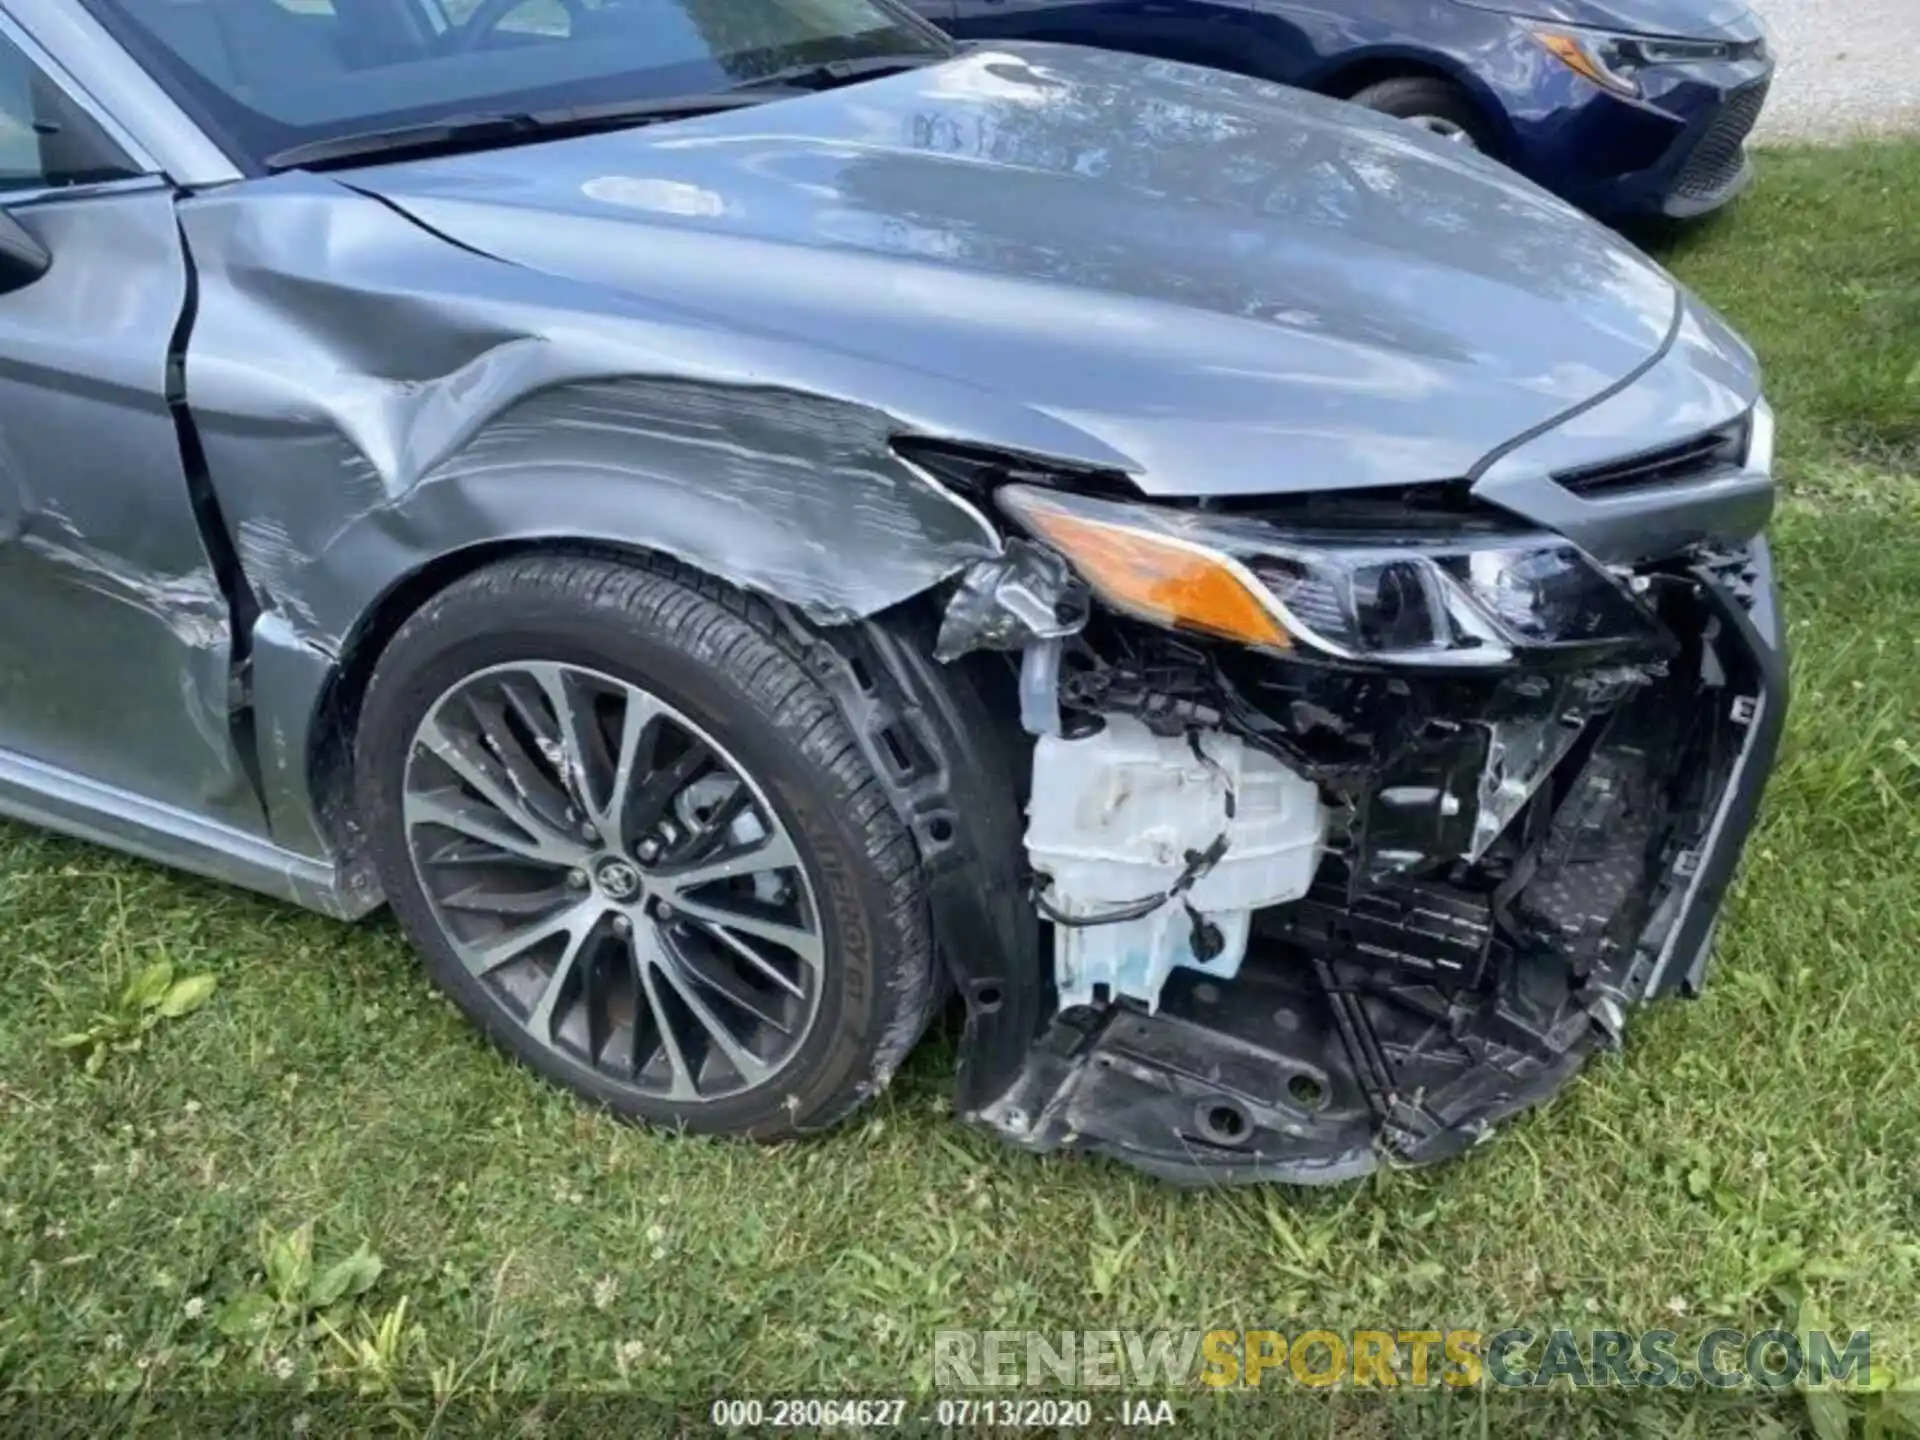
0,27,261,832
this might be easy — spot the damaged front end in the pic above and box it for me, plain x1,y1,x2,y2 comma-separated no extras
907,434,1786,1184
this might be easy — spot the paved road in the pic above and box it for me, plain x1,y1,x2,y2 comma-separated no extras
1752,0,1920,142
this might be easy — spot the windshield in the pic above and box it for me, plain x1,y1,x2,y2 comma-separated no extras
80,0,949,168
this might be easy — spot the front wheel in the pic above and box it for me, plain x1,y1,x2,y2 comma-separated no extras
1348,77,1492,153
354,553,937,1138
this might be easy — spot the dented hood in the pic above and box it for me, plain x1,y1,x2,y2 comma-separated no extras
344,42,1682,498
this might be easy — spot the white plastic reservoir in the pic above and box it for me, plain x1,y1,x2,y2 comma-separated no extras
1025,715,1327,1013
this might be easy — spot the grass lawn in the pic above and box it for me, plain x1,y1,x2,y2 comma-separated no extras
1,141,1917,1436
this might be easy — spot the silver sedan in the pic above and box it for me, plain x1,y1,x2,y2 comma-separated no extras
0,0,1782,1182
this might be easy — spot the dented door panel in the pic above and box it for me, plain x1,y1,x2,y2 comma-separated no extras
0,187,258,827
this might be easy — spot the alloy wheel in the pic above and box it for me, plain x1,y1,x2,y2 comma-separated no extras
401,661,824,1103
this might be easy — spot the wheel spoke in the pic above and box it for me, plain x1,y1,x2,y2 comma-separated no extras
631,926,699,1100
499,675,565,764
601,689,664,847
438,882,571,918
417,714,539,831
669,926,794,1030
521,662,608,822
453,899,596,978
656,830,802,893
416,842,555,870
667,892,822,968
405,787,578,867
465,690,573,828
696,918,807,999
525,911,599,1042
653,933,773,1086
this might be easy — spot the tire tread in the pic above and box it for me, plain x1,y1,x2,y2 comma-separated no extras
358,550,938,1136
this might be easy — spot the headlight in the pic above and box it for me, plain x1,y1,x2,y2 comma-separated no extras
1529,24,1741,98
996,484,1667,668
993,485,1292,649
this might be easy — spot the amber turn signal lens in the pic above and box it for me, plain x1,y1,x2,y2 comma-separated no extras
1533,31,1637,96
1008,499,1292,651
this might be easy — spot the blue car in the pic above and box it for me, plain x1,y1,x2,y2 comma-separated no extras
920,0,1775,219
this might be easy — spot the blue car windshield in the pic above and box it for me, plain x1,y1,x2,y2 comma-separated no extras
81,0,947,166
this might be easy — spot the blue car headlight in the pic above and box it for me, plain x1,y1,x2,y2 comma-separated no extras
997,484,1669,668
1525,22,1748,97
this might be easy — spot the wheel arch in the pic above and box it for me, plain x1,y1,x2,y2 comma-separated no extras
298,530,889,874
260,520,1046,1132
228,379,1012,870
1313,49,1515,159
300,535,604,869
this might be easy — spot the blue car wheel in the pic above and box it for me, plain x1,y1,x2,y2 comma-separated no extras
1348,75,1494,153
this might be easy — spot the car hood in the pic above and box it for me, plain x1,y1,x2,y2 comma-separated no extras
345,42,1686,500
1453,0,1761,40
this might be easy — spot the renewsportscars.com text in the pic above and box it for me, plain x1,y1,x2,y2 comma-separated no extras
933,1327,1872,1390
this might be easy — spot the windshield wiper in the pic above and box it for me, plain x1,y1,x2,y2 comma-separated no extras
732,51,947,94
262,92,779,171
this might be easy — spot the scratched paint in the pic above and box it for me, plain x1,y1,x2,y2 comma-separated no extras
177,173,1006,854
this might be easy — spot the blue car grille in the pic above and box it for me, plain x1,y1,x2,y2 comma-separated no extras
1673,80,1770,203
1555,416,1750,497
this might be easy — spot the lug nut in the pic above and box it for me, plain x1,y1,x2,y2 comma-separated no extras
636,838,660,863
611,914,632,937
653,900,676,923
566,869,588,889
579,822,600,844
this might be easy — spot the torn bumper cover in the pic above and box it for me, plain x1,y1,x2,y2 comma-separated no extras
920,483,1786,1184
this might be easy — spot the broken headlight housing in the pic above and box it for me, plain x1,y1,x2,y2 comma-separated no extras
997,484,1668,668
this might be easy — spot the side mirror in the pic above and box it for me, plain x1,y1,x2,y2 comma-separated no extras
0,209,50,294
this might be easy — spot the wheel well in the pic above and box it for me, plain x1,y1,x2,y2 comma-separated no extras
302,537,968,863
304,537,655,859
1316,58,1503,157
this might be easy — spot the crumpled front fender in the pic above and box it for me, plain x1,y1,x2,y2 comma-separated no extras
175,175,1012,858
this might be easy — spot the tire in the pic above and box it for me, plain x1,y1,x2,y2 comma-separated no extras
1348,77,1492,153
354,552,937,1139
